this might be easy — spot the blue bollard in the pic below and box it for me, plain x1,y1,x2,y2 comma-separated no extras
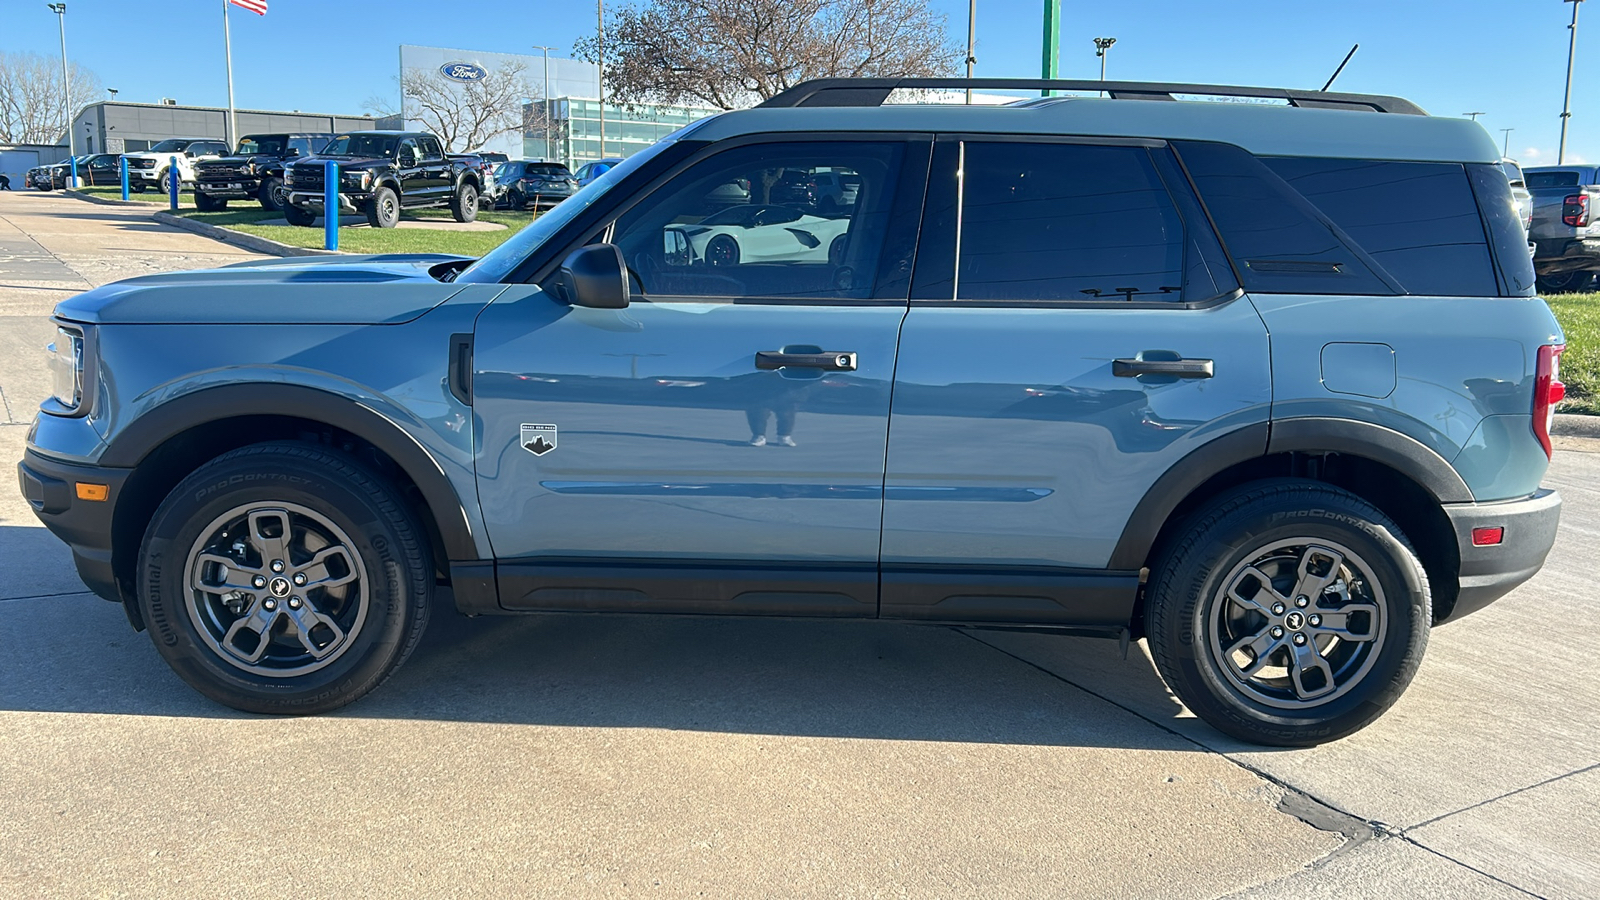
70,156,79,189
168,155,179,211
119,156,129,201
324,161,339,252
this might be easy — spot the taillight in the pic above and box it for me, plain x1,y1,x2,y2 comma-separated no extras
1533,343,1566,458
1562,194,1590,227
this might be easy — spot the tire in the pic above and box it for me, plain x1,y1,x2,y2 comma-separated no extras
282,203,316,227
258,176,286,211
137,442,432,715
131,182,147,194
1144,479,1430,747
367,186,400,228
158,169,175,194
507,188,525,211
194,191,226,212
1537,270,1594,294
706,234,740,266
450,182,479,223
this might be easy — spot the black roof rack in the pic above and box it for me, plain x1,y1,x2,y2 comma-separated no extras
757,78,1427,116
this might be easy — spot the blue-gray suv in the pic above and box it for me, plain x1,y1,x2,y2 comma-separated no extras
18,79,1564,746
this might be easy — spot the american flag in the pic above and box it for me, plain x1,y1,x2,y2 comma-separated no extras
229,0,268,14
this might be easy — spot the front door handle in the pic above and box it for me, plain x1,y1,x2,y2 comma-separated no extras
755,350,857,371
1112,357,1214,378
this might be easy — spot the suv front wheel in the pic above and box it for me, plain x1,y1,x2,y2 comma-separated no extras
137,442,432,714
1145,480,1430,747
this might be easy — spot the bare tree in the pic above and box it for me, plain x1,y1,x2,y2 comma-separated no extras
575,0,960,110
0,51,103,144
365,61,533,152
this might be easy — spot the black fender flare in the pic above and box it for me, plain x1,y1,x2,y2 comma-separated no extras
100,383,478,561
1106,419,1473,570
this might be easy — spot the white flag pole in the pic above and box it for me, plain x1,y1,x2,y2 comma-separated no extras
223,0,237,150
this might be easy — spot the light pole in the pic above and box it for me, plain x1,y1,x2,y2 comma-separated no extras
47,3,73,182
596,0,606,160
965,0,976,104
1501,128,1515,158
1463,111,1484,120
532,45,557,161
1094,37,1116,97
107,88,118,100
1560,0,1585,164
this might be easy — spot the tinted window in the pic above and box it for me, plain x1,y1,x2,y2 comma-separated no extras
287,137,316,157
954,142,1184,302
1174,141,1395,296
1527,170,1581,188
149,139,191,153
525,163,570,176
237,135,287,155
1468,163,1538,296
418,137,444,160
1264,157,1497,296
609,142,903,300
1501,161,1525,187
322,134,399,158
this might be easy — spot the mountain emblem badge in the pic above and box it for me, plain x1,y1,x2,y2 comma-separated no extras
520,423,557,456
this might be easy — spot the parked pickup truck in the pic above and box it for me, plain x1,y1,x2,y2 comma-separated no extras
121,139,232,194
1526,165,1600,292
193,133,334,212
282,131,484,228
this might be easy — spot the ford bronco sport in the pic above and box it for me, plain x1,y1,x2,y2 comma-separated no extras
19,79,1563,746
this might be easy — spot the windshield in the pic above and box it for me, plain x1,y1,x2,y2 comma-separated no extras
320,133,400,158
1501,161,1525,186
237,135,288,156
148,139,191,153
456,141,674,284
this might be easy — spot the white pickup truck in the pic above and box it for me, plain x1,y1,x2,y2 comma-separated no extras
121,138,231,193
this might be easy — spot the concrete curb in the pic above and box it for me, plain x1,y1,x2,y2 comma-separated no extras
1552,413,1600,437
153,210,335,258
61,189,165,208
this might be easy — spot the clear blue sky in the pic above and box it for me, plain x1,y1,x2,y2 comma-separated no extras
2,0,1593,164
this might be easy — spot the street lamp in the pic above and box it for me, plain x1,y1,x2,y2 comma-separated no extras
596,0,606,160
1560,0,1585,164
47,3,73,183
107,88,118,99
1462,111,1484,120
965,0,976,105
531,45,557,161
1501,128,1515,158
1094,37,1116,97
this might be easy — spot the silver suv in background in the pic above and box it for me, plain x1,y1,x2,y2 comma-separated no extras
1502,159,1534,242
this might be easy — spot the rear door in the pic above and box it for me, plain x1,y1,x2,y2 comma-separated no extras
881,137,1271,625
471,135,930,615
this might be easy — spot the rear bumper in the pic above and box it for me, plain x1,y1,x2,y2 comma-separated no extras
1532,237,1600,272
16,447,130,605
1439,489,1561,623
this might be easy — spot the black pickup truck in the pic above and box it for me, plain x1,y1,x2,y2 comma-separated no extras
193,133,334,212
282,131,485,228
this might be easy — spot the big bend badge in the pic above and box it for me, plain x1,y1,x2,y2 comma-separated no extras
520,424,557,456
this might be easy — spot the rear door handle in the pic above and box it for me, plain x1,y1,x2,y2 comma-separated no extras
756,350,857,371
1112,357,1214,378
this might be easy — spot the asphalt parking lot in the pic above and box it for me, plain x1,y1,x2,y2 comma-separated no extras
1,189,1596,898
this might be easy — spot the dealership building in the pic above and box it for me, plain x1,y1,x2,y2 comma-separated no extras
67,101,378,156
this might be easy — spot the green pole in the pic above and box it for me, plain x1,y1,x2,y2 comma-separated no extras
1041,0,1060,96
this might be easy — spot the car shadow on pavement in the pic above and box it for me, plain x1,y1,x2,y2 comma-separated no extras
0,532,1200,751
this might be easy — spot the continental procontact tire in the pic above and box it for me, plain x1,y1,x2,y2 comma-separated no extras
138,442,432,714
1145,479,1430,747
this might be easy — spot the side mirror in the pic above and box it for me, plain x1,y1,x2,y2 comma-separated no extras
556,244,630,309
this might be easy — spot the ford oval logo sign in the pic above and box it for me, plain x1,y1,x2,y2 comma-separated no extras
440,62,488,83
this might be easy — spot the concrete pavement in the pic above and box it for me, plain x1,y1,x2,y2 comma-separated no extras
0,187,1594,898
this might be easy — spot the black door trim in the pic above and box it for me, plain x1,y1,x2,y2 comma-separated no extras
498,557,879,617
880,563,1139,626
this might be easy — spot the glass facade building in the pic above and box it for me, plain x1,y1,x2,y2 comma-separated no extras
525,98,719,166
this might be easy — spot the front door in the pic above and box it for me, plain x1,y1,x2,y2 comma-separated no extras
881,138,1272,625
472,136,929,615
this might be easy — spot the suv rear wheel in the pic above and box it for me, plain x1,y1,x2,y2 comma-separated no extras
1145,480,1430,746
137,442,432,714
450,182,479,223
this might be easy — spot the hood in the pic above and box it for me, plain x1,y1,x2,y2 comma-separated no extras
54,254,476,325
293,154,391,170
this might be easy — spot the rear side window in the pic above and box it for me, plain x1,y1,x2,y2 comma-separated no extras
1527,170,1580,188
1263,157,1498,296
955,142,1187,302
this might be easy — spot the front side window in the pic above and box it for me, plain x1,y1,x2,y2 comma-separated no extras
418,137,444,160
954,142,1185,302
608,141,904,301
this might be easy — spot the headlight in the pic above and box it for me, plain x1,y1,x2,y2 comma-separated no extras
46,325,85,414
341,170,371,189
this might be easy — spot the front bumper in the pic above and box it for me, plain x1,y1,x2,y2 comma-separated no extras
288,190,367,214
196,178,262,199
126,167,161,183
1439,488,1561,622
17,447,132,605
